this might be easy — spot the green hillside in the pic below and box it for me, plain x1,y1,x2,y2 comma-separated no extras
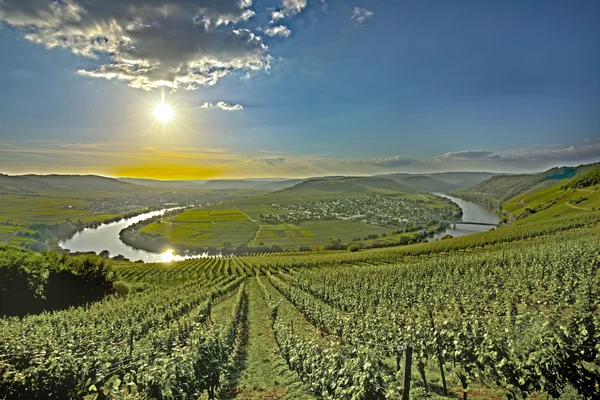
451,162,600,210
390,175,454,192
503,173,600,224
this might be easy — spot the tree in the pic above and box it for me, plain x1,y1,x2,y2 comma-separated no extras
236,243,249,254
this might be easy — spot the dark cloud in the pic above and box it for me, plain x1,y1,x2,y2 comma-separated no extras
0,0,269,90
435,143,600,167
256,157,287,165
435,150,500,161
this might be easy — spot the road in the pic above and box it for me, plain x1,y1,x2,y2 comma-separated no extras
232,200,262,247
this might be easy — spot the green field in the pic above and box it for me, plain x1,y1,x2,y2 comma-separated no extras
143,209,408,250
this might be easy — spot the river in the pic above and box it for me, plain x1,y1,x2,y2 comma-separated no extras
59,194,499,261
428,193,500,241
59,208,210,263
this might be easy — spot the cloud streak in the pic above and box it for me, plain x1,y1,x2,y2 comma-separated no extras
0,0,270,90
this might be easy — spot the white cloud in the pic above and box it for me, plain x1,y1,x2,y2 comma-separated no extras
264,25,291,37
200,101,244,111
270,0,307,22
351,7,374,25
0,0,270,90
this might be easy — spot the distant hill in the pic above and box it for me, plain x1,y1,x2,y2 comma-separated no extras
451,162,600,210
376,172,498,192
384,175,454,192
266,177,415,202
0,174,146,196
425,172,499,189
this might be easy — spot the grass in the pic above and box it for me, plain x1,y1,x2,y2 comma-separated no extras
233,278,313,399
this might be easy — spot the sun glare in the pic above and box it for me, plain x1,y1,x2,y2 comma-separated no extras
153,103,174,122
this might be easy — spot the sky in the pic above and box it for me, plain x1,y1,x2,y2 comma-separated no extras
0,0,599,179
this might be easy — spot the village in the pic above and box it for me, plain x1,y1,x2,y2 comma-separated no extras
262,195,462,227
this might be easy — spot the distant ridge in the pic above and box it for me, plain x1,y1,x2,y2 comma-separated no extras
376,171,498,192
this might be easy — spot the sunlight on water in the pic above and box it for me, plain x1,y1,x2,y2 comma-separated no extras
160,249,177,263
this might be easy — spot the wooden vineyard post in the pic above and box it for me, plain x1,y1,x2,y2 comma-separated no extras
402,345,413,400
129,329,134,358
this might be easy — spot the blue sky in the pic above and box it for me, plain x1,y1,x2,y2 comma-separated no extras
0,0,599,178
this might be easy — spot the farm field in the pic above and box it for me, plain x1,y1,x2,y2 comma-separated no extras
142,212,405,250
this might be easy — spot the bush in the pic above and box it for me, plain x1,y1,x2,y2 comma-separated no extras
0,247,116,317
348,244,361,252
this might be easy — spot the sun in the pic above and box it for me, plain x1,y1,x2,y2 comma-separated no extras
153,103,174,122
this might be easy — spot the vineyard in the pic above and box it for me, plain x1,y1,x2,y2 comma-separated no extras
1,210,599,399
